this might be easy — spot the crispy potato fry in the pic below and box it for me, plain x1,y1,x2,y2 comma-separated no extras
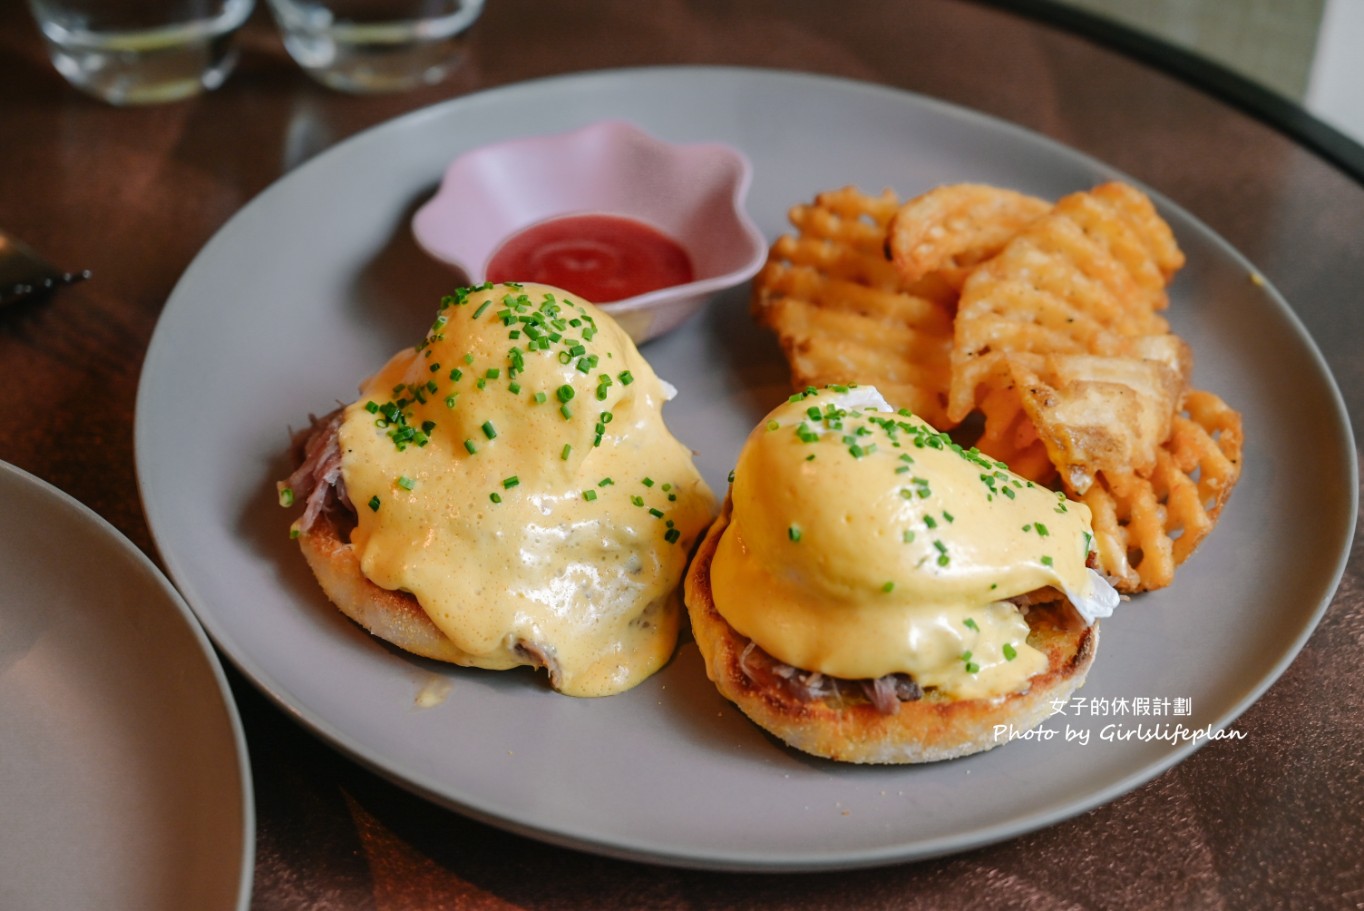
1079,390,1243,591
886,183,1050,289
948,182,1179,422
1007,338,1192,493
1062,182,1186,309
753,187,957,427
971,380,1056,485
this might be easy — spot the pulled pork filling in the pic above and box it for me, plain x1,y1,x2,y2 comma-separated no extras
730,593,1060,716
736,638,924,715
513,639,563,689
278,407,351,533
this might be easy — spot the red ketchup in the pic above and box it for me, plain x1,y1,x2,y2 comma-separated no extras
485,213,694,303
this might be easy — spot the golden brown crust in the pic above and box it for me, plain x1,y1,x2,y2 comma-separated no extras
683,497,1098,764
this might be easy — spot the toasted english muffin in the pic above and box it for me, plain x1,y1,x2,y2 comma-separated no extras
684,496,1098,764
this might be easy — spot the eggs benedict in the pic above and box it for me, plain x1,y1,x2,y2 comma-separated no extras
684,385,1118,762
279,282,715,697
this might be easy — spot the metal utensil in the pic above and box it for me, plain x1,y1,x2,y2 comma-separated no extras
0,229,90,308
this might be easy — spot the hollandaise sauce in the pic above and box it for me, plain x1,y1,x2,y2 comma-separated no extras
338,282,715,697
709,386,1114,701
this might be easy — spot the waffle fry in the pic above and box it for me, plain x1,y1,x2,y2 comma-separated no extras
1079,390,1243,592
886,183,1050,290
1062,182,1186,310
972,380,1056,485
1007,340,1191,493
948,182,1179,423
753,187,957,427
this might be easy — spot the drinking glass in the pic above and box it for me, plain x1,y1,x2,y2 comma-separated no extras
265,0,484,93
27,0,255,105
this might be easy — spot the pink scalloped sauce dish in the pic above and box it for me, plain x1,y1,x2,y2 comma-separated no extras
411,120,766,343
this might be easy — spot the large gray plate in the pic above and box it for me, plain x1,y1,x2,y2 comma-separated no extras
0,461,253,909
135,67,1356,871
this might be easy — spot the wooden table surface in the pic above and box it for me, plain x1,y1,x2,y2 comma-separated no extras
3,1,1360,907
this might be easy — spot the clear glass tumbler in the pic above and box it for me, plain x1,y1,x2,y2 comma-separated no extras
26,0,255,105
265,0,484,94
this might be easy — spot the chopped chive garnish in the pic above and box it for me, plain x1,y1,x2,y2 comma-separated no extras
464,439,477,454
472,299,492,319
964,618,979,631
1003,643,1018,661
278,487,294,507
881,581,895,593
583,489,597,501
557,384,575,402
788,525,802,542
368,495,381,511
618,370,634,385
397,476,414,491
664,528,681,543
481,420,497,439
502,476,519,489
561,444,572,461
489,492,502,503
